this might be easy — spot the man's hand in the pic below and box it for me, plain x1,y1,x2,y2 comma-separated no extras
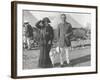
65,32,73,38
65,34,68,37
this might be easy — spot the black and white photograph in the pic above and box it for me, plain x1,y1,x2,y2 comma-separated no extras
11,1,97,78
23,10,91,69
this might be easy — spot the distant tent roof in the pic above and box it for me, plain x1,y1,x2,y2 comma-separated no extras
23,11,90,29
23,11,38,27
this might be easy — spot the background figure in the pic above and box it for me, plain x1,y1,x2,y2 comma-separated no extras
24,22,33,50
57,14,73,67
35,17,54,68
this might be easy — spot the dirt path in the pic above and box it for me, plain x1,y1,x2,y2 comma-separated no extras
23,46,91,69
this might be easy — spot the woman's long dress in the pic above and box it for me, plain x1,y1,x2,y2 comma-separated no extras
38,25,54,68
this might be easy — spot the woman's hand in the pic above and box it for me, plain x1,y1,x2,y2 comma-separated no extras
48,40,51,44
48,40,53,45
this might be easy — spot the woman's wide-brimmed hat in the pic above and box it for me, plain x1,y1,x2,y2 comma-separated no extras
42,17,51,23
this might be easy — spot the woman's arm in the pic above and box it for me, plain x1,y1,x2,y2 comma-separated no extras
35,20,43,29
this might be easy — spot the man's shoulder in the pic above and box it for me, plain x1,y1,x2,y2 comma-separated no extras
58,22,71,25
66,22,71,25
58,22,71,27
65,22,72,28
27,24,32,27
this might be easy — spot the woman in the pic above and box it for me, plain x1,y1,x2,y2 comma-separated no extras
35,17,54,68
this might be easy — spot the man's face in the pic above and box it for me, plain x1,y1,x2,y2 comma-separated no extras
61,14,66,22
24,24,28,27
24,24,28,31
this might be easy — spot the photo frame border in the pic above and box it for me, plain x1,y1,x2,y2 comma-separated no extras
11,1,98,79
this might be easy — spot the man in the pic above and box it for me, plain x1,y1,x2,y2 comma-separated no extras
24,22,33,50
57,14,73,67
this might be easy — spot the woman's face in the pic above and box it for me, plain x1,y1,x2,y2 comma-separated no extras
44,21,48,26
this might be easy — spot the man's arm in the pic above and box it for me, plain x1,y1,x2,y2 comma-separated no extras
65,23,73,37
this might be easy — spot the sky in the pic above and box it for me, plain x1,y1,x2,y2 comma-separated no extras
24,10,91,29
